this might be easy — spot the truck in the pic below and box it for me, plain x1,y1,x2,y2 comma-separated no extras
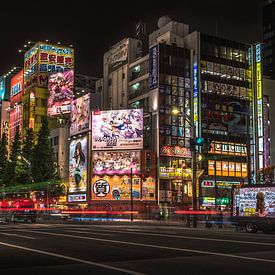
0,198,37,223
231,185,275,233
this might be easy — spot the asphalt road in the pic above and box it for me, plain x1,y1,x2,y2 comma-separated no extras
0,221,275,275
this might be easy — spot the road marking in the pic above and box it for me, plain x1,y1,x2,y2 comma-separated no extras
0,241,147,275
0,232,36,239
65,230,114,236
16,230,275,264
59,227,275,247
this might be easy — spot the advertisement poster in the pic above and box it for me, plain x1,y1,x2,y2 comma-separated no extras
69,136,88,194
92,175,141,200
92,109,143,150
234,187,275,217
92,151,141,175
142,177,156,200
48,70,74,116
70,94,90,136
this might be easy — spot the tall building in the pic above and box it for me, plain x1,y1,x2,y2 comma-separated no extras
102,38,142,110
263,0,275,79
99,14,273,212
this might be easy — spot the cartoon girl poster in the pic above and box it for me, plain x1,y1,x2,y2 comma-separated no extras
69,136,88,193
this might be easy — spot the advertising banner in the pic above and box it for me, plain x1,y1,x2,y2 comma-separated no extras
234,187,275,217
69,136,88,195
0,76,5,100
48,70,74,116
10,70,23,107
70,93,90,136
91,175,141,200
92,151,141,175
92,109,143,150
149,45,158,90
38,43,74,88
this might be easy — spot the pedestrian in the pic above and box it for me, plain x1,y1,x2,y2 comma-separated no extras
205,207,212,229
217,206,223,229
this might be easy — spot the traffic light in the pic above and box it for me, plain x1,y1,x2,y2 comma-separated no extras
117,194,121,200
196,137,204,146
190,137,204,151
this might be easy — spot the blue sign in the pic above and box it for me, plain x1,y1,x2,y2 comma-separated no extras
149,45,158,90
256,44,261,63
0,76,5,101
11,82,22,97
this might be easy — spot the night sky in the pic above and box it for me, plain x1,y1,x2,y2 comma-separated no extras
0,0,263,77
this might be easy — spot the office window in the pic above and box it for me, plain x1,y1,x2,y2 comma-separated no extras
227,47,232,60
233,48,239,61
220,46,226,59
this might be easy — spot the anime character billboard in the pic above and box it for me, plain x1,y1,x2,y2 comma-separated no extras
92,109,143,150
48,70,74,116
69,136,88,194
92,151,141,175
70,93,90,136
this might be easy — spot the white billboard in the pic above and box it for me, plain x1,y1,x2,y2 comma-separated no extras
92,109,143,150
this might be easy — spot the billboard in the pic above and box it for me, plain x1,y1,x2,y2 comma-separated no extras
38,43,74,88
92,151,141,175
92,109,143,150
149,45,158,90
0,76,5,100
70,93,90,136
69,136,88,195
91,175,141,200
234,187,275,217
10,70,23,107
48,70,74,116
24,43,74,90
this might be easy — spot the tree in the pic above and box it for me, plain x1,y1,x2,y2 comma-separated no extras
3,131,21,185
0,132,8,185
22,128,34,162
32,117,56,182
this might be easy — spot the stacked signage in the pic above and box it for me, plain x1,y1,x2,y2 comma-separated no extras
91,109,155,201
68,93,91,203
9,70,24,142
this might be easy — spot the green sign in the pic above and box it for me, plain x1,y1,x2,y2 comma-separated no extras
216,197,230,205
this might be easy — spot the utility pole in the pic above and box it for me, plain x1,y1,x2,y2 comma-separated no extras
130,168,133,222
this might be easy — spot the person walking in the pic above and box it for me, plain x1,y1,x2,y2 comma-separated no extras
205,207,212,229
217,206,223,229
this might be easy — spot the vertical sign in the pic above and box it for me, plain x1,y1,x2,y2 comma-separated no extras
255,43,264,170
149,45,158,90
193,63,199,137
